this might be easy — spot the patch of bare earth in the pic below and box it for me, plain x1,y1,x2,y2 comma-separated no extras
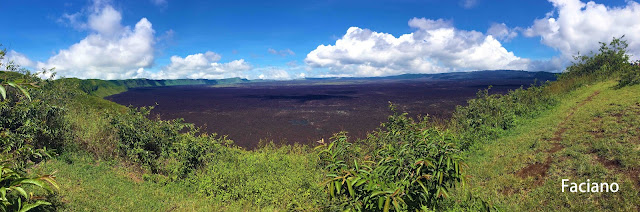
515,91,600,187
593,155,640,189
516,157,552,186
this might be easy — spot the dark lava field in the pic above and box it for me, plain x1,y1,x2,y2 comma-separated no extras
106,77,548,149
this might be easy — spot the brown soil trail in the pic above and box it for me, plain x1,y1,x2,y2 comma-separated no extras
516,91,600,186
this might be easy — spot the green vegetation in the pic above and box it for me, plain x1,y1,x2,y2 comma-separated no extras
0,37,638,211
1,48,60,212
64,77,249,98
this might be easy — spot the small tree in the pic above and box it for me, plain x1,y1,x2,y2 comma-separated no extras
559,36,639,87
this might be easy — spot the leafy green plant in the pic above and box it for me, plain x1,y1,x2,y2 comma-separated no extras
109,106,187,173
0,162,59,212
557,36,639,88
0,45,61,211
452,83,555,150
317,107,466,211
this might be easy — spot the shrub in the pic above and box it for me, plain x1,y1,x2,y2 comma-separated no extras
0,47,60,211
618,60,640,87
452,84,554,150
556,36,639,88
317,108,466,211
109,106,187,173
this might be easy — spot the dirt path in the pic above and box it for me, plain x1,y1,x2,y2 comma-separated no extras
516,91,600,186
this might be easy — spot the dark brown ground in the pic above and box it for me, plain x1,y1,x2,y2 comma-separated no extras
106,79,538,149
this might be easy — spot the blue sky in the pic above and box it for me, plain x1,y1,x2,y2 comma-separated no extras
1,0,639,80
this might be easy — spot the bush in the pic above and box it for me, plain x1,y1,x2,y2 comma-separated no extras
317,107,466,211
557,36,639,88
109,106,187,173
618,60,640,87
0,47,61,211
452,84,554,150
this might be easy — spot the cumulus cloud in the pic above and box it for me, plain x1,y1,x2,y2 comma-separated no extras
44,2,155,79
148,51,252,79
257,68,292,80
524,0,640,60
268,48,295,57
305,17,534,77
2,50,36,68
487,23,519,42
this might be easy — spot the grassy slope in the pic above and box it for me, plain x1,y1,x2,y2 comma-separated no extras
32,149,323,211
19,80,324,211
32,153,219,211
464,81,640,211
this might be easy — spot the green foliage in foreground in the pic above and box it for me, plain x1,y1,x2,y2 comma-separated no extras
316,112,465,211
0,48,60,212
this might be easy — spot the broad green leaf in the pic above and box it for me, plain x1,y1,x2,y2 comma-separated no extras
0,85,6,100
383,196,390,212
328,182,335,197
14,179,49,192
7,82,30,101
12,187,28,200
19,200,51,212
370,190,390,197
37,176,59,191
346,179,354,197
354,179,367,187
392,198,401,212
1,188,7,201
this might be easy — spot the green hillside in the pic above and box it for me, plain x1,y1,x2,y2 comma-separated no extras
1,38,638,211
61,77,249,98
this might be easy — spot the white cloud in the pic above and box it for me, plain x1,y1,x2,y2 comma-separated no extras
87,5,123,37
43,2,155,79
460,0,478,9
304,17,533,77
268,48,295,57
2,50,36,68
257,68,291,80
148,51,252,79
408,18,453,30
524,0,640,60
487,23,518,42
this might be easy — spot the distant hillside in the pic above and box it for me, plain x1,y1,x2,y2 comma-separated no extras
60,77,249,97
63,70,556,97
304,70,557,82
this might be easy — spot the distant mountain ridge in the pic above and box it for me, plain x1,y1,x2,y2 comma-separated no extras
61,77,249,97
304,70,557,81
64,70,556,97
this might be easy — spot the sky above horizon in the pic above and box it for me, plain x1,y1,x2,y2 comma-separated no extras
1,0,639,80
